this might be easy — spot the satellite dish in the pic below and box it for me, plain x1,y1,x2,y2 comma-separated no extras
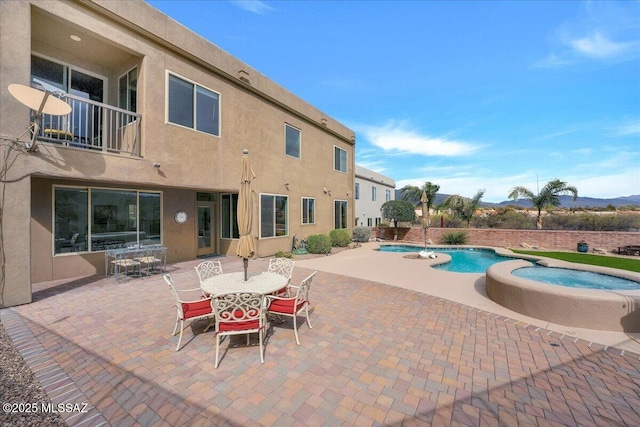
8,83,72,152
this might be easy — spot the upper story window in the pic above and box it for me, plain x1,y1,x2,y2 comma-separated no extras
386,189,391,201
355,183,360,200
285,124,301,158
372,186,377,201
167,72,220,136
334,146,347,173
119,67,138,113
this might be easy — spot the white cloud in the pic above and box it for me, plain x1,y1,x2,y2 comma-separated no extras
231,1,273,14
612,119,640,136
356,122,482,157
569,32,638,59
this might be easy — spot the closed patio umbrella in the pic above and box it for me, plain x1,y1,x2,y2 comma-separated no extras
236,149,256,281
421,190,429,249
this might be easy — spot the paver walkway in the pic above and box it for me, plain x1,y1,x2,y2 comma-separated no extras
1,253,639,426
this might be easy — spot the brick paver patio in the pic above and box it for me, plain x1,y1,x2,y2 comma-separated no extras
1,255,639,426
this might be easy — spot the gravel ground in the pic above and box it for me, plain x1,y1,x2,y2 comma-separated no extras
0,321,66,427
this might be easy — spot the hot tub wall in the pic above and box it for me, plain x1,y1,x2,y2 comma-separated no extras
486,260,640,333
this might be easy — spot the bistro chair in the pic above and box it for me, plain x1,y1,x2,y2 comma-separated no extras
135,247,165,277
212,292,268,368
267,257,295,295
195,260,224,285
266,271,316,345
163,274,214,351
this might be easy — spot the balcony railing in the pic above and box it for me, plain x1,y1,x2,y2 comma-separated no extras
36,93,142,157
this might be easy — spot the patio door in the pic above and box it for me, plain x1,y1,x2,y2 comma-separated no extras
197,201,217,257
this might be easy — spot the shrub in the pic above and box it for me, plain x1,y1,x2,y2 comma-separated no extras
329,229,351,247
440,231,469,245
307,234,332,254
274,250,293,259
352,226,371,243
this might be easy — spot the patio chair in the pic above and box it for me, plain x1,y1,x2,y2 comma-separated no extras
266,271,316,345
163,274,214,351
135,247,165,276
267,257,295,295
195,260,224,285
212,292,268,368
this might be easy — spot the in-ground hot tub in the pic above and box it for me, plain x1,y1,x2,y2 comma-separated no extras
486,259,640,332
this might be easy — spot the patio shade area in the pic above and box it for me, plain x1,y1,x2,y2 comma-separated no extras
1,255,639,426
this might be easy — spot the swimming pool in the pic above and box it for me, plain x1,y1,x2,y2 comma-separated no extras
512,265,640,290
379,245,513,273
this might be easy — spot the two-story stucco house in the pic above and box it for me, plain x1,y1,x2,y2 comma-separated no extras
0,0,355,307
354,165,395,227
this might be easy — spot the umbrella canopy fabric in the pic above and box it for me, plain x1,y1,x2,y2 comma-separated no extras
421,190,430,228
236,150,256,280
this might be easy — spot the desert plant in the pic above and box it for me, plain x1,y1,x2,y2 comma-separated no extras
440,231,469,245
329,229,351,247
352,226,371,243
306,234,332,254
274,250,293,259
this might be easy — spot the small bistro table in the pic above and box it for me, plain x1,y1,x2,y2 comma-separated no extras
200,271,288,296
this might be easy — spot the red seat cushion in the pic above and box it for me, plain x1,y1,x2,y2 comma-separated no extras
268,298,305,314
218,319,260,332
181,299,212,319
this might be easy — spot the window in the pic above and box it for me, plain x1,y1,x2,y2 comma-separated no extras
285,124,301,158
261,194,288,238
372,186,377,201
355,183,360,200
119,67,137,113
221,194,239,239
386,189,391,201
53,186,161,254
302,197,315,224
368,218,373,226
334,146,347,173
334,200,348,229
167,73,220,136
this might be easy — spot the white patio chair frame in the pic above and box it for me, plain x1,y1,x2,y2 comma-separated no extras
195,260,224,284
267,258,295,282
266,271,316,345
163,274,214,351
212,292,268,368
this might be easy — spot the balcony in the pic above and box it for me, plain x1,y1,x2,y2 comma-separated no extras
36,93,142,157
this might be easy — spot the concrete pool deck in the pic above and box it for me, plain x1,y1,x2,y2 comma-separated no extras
295,242,640,354
0,243,639,426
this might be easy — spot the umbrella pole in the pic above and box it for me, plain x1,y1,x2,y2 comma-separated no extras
243,258,248,281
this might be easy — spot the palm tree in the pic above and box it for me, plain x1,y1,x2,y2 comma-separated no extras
442,189,485,228
508,179,578,229
399,182,440,215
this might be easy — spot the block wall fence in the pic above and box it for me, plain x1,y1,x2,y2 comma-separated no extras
371,227,640,253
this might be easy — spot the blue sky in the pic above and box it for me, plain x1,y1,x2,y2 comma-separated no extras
148,0,639,202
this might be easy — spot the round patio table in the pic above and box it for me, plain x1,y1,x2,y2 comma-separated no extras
200,271,288,296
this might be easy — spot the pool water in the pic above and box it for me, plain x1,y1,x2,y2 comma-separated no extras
379,245,512,273
512,266,640,290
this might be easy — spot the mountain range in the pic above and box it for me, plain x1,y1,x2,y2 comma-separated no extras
394,191,640,209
